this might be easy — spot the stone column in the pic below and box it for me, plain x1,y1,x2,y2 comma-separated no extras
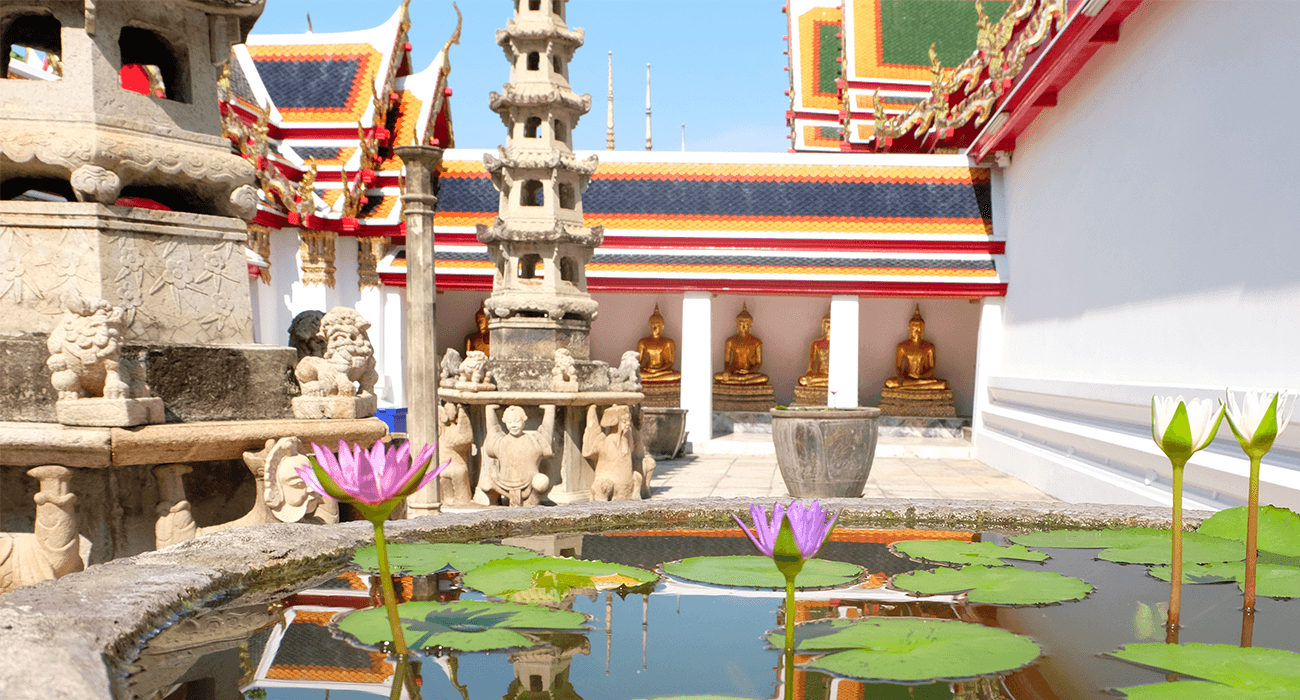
828,295,860,408
680,292,713,450
395,145,445,517
382,285,407,407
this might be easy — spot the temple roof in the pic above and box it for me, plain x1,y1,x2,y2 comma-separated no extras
379,150,1004,298
787,0,1144,158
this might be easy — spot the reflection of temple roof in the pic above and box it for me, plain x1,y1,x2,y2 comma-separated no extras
379,151,1004,297
579,528,972,577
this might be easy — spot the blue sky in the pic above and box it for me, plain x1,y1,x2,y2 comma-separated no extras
250,0,792,153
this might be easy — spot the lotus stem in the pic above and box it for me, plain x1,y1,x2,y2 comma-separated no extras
373,521,410,657
1167,458,1186,643
1244,454,1262,614
784,576,797,700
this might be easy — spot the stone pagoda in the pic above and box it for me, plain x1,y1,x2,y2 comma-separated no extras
436,0,652,505
478,0,602,389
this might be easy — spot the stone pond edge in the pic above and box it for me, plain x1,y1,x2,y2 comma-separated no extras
0,498,1208,700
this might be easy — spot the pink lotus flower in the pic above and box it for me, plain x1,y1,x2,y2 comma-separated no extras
735,501,838,562
298,438,444,523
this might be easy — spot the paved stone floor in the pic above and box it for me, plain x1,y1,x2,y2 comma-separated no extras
649,453,1058,502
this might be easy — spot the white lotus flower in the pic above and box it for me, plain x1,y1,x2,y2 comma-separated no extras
1225,389,1294,458
1151,395,1224,463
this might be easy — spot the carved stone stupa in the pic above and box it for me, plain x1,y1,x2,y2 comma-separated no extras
880,306,956,416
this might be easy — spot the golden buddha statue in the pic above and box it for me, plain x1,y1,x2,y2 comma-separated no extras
797,311,831,388
636,305,680,382
714,303,769,385
885,305,949,390
464,303,490,356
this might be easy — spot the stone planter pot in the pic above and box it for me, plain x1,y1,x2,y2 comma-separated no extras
640,407,688,458
770,406,881,498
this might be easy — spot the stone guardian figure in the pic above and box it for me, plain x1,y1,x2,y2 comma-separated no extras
583,404,644,501
437,402,475,505
480,404,556,506
0,466,84,594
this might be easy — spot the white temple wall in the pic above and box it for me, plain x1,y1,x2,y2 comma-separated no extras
974,0,1300,510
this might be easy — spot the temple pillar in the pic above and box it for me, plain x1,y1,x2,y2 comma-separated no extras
828,295,860,408
971,297,1005,435
681,292,713,448
396,145,445,516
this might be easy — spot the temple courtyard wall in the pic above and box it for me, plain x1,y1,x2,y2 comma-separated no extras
972,0,1300,513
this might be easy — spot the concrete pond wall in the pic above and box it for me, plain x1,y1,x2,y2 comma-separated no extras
0,498,1204,700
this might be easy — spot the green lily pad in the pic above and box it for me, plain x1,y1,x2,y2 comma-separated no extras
461,556,658,602
351,542,538,576
661,556,862,589
1198,506,1300,558
335,600,587,652
769,618,1040,682
1147,559,1300,598
891,539,1048,567
1011,528,1244,565
891,565,1093,606
1108,643,1300,698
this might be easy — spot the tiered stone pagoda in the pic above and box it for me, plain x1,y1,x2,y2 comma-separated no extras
479,0,602,388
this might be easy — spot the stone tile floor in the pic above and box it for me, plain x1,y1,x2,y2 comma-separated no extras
649,453,1058,502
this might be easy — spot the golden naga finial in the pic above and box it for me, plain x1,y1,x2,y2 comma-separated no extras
298,160,318,216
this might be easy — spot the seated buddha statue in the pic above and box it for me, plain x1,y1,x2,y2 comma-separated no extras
884,306,949,390
713,304,769,385
464,303,490,356
636,305,680,382
797,311,831,388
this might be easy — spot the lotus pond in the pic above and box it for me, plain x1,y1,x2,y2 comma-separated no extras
126,506,1300,700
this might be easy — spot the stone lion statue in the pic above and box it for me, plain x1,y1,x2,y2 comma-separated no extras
46,295,148,401
608,350,642,392
287,310,326,361
551,348,579,392
294,307,377,398
459,350,489,384
439,348,463,386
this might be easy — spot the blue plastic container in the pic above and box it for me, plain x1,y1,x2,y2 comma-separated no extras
375,407,407,433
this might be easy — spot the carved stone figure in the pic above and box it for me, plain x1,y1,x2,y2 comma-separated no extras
0,466,84,594
480,404,555,507
797,311,831,388
292,307,379,419
437,402,475,505
440,348,463,385
464,303,491,356
154,464,197,549
551,348,579,392
636,305,680,381
46,294,163,426
287,310,327,361
583,405,643,501
608,351,642,392
713,303,769,385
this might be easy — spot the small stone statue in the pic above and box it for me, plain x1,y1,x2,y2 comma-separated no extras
637,305,680,381
713,303,769,385
480,404,555,507
464,303,490,356
608,351,642,392
0,466,84,594
439,348,463,386
437,402,475,505
46,294,163,426
583,405,644,501
292,306,379,419
551,348,579,392
457,350,494,390
287,309,326,361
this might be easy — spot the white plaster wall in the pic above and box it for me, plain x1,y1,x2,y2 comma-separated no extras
977,0,1300,508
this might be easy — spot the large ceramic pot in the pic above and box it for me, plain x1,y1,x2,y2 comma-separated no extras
770,406,881,498
640,407,688,458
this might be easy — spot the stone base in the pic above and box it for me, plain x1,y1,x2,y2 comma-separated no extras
292,394,378,420
879,387,956,417
484,358,611,393
55,397,165,427
713,383,776,412
879,416,969,438
641,381,680,408
792,385,828,407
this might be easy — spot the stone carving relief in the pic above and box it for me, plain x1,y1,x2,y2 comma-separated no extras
47,294,163,426
69,164,123,204
551,348,579,392
0,466,85,595
608,350,642,392
441,350,494,391
480,404,555,507
437,402,475,505
583,405,651,501
292,307,379,419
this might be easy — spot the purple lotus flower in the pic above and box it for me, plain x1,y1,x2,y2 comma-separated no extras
735,500,838,562
298,438,443,522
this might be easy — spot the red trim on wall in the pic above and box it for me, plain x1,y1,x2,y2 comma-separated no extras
379,272,1005,298
425,232,1005,255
